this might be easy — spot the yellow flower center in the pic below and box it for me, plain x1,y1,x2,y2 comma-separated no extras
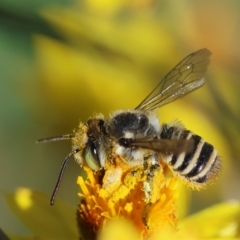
77,156,178,239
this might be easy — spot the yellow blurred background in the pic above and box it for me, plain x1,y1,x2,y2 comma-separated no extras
0,0,240,236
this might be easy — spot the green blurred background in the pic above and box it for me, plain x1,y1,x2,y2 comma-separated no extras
0,0,240,236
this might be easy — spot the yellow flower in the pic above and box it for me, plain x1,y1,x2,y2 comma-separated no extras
77,162,240,240
3,186,240,240
77,163,178,240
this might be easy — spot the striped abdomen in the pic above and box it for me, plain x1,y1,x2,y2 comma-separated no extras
160,124,221,185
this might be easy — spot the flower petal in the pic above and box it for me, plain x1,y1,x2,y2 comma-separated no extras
5,188,78,239
179,201,240,238
98,218,140,240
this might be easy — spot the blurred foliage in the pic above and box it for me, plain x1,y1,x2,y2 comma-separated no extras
0,0,240,237
5,188,78,240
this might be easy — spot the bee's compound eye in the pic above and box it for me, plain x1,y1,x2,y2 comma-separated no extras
84,142,101,170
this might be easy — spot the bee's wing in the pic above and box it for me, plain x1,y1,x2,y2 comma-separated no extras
130,138,193,155
135,48,211,112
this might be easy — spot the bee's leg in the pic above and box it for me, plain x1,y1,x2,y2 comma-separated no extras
142,160,161,228
142,153,160,200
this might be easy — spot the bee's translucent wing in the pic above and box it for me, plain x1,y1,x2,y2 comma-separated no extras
135,48,211,111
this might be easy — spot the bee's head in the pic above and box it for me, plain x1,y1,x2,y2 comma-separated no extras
72,114,111,172
83,118,107,170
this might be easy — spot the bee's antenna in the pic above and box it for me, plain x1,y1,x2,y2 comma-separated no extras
50,149,79,205
36,134,74,143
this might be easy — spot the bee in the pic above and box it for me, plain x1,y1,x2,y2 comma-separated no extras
37,48,220,205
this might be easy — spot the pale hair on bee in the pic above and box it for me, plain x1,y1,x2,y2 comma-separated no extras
37,48,221,205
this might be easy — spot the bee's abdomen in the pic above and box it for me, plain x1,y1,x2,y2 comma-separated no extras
161,125,220,184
